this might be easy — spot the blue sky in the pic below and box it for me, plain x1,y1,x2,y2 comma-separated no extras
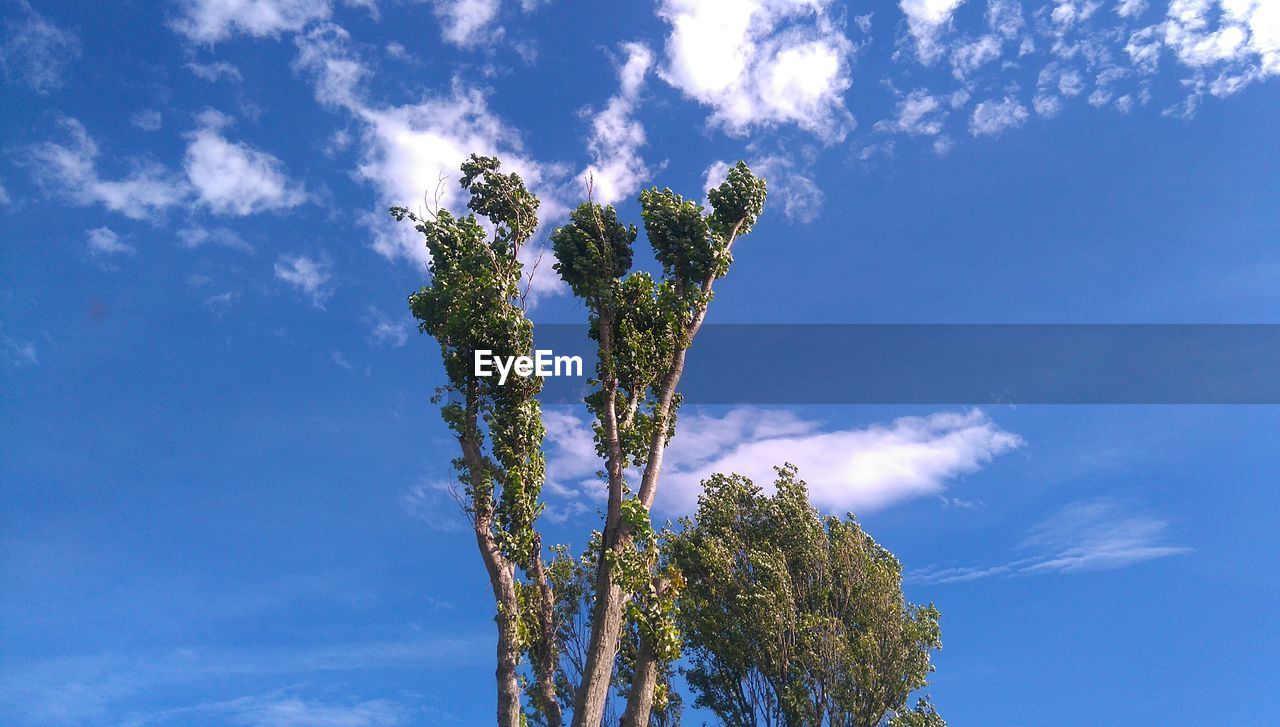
2,0,1278,724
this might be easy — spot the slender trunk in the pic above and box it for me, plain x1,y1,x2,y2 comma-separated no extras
572,305,630,727
460,382,524,727
530,534,564,727
577,224,746,725
572,562,627,725
619,630,658,727
475,514,523,727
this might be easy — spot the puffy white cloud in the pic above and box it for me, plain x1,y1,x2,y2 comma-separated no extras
969,95,1029,135
292,24,567,305
900,0,967,63
0,180,10,205
1033,92,1065,115
183,111,307,216
432,0,501,46
876,89,948,135
580,43,654,205
656,0,856,141
910,497,1190,583
544,408,1021,516
86,227,134,257
27,119,188,220
274,253,333,305
1158,0,1278,86
951,33,1004,78
171,0,335,42
0,1,79,94
986,0,1026,38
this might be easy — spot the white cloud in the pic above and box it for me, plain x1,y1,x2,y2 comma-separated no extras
171,0,335,42
403,478,468,531
292,23,567,302
969,95,1029,135
1033,92,1065,115
367,306,409,346
204,695,409,726
274,253,333,305
86,227,134,257
432,0,501,47
876,89,948,135
0,180,10,205
986,0,1025,38
184,111,307,216
3,334,39,367
0,1,80,93
544,408,1021,515
1116,0,1148,18
177,225,253,252
900,0,967,63
580,43,654,205
910,497,1190,583
187,60,244,83
656,0,856,141
130,110,163,131
951,33,1004,78
27,119,188,220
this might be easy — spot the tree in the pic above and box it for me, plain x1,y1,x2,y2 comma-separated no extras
394,155,767,725
667,465,945,727
393,155,561,726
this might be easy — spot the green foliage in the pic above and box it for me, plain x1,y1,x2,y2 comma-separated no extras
668,465,944,727
392,153,545,565
889,697,947,727
550,203,636,301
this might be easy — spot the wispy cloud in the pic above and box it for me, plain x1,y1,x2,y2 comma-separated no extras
87,227,134,257
27,118,188,221
3,333,39,367
0,0,80,93
129,692,412,727
0,637,486,725
579,42,654,206
544,407,1021,516
910,497,1192,584
366,306,410,347
402,478,468,532
274,253,333,306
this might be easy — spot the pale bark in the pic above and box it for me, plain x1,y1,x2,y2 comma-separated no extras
530,533,564,727
460,382,525,727
619,624,659,727
576,221,746,726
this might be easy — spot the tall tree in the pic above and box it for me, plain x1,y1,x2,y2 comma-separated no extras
667,465,945,727
550,164,766,727
393,155,561,727
395,156,767,725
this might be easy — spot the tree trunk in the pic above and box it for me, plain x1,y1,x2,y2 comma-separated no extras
620,631,658,727
530,535,564,727
475,515,523,727
575,224,746,726
571,571,626,726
